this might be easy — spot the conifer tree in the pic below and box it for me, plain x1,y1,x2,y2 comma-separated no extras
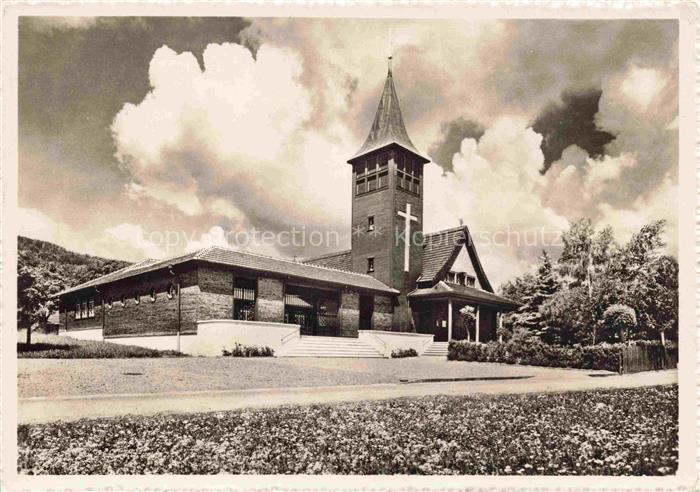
513,250,559,339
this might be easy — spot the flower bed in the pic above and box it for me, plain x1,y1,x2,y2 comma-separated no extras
18,385,677,475
222,343,274,357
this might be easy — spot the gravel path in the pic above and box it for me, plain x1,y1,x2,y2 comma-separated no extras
18,357,612,398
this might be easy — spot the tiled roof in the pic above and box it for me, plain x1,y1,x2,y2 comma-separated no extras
349,67,429,164
420,227,465,282
58,246,397,296
57,252,200,296
303,250,352,270
408,281,520,310
419,226,494,293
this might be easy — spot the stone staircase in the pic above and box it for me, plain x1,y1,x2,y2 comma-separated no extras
280,335,385,358
422,341,449,357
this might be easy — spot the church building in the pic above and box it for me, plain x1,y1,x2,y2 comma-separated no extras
57,58,519,357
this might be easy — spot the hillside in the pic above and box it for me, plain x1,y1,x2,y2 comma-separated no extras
19,236,132,288
18,236,132,327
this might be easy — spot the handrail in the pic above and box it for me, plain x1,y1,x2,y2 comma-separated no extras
281,330,299,345
370,332,387,349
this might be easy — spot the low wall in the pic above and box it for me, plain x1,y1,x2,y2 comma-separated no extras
358,330,434,357
60,320,300,357
183,320,300,356
58,328,104,342
107,333,181,352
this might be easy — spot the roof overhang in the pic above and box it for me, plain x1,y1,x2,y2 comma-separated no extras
57,248,400,298
347,141,430,166
407,282,520,311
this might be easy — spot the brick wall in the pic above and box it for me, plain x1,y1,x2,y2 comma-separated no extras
372,294,394,331
256,277,285,323
198,266,233,320
61,261,399,339
339,290,359,337
96,266,199,337
350,149,424,310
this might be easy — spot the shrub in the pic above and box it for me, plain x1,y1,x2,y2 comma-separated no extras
222,343,274,357
602,304,637,343
391,348,418,358
448,338,623,372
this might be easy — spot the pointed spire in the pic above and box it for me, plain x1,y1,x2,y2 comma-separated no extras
348,60,429,164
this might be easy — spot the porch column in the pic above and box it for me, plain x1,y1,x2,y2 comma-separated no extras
447,299,453,341
498,312,503,343
475,305,480,342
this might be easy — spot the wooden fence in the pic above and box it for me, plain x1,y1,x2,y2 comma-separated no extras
620,344,678,374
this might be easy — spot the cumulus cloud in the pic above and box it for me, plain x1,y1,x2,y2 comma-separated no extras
428,117,485,172
424,113,677,286
19,19,676,287
185,226,230,252
98,224,166,260
18,208,166,262
112,42,355,258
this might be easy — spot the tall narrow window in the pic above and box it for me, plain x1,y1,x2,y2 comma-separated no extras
82,301,88,318
367,216,375,231
134,292,140,305
150,287,157,302
233,277,256,321
75,302,81,319
367,257,375,273
88,298,95,318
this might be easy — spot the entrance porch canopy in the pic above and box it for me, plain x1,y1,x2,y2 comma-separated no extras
408,281,520,342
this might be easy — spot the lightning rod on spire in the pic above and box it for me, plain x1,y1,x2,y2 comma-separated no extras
388,27,393,75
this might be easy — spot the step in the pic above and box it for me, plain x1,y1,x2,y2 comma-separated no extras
280,335,384,358
421,342,449,357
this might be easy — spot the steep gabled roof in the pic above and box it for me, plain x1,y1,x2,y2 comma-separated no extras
303,249,352,271
408,281,520,311
419,226,494,293
348,63,429,164
58,246,397,297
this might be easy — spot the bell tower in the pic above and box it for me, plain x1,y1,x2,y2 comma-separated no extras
348,56,430,331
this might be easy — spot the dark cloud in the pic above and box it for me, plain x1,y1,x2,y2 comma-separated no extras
19,17,251,227
428,117,485,171
532,89,615,173
490,20,678,115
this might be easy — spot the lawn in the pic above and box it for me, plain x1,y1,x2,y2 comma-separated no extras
18,355,599,398
17,332,184,359
17,384,678,475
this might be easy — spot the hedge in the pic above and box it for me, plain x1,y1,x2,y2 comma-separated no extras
448,338,627,372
